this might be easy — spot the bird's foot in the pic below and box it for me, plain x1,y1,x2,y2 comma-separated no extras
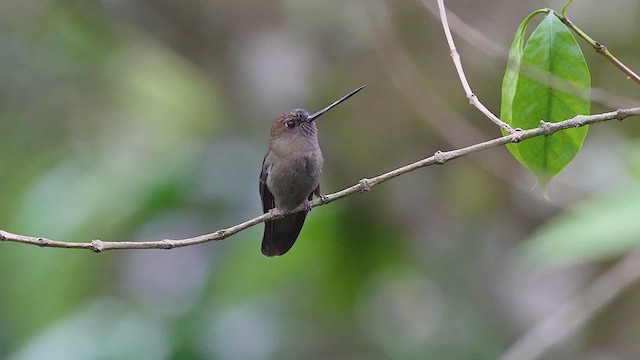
282,208,293,216
273,207,291,217
303,200,313,212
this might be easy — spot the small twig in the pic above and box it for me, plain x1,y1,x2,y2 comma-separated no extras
367,2,545,199
433,0,515,133
1,107,639,252
555,12,640,85
419,2,637,109
560,0,573,16
499,250,640,360
420,0,506,54
367,3,494,146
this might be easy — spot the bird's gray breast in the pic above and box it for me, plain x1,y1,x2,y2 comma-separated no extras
266,149,323,211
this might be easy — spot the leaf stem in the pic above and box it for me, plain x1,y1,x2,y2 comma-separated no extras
554,12,640,85
560,0,573,17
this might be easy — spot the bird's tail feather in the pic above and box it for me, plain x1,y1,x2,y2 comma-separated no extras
261,212,307,257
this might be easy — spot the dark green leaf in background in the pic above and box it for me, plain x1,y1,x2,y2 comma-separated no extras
501,12,591,187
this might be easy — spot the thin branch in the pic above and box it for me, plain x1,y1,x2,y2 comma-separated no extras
560,0,573,16
555,13,640,85
499,249,640,360
1,107,639,252
367,3,538,198
366,4,493,147
419,1,638,109
433,0,515,133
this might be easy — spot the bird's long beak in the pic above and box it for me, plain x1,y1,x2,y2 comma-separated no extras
307,85,366,122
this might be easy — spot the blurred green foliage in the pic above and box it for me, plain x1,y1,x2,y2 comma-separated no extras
520,183,640,268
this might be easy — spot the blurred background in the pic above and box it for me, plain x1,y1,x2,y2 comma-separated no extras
1,1,639,359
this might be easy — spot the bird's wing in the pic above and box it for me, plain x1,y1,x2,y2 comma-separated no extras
259,154,274,214
259,153,307,257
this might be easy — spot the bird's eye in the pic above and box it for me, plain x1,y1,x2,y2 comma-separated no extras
286,120,296,128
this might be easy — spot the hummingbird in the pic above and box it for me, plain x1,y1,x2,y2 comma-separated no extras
259,85,365,257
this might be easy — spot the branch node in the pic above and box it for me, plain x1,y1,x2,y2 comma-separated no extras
594,42,607,54
160,240,175,249
359,178,372,192
510,128,524,143
467,93,476,105
37,238,47,247
434,150,448,164
91,239,104,253
616,109,628,121
216,229,226,238
539,121,554,136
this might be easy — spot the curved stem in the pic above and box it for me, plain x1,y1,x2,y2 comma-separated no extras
560,0,573,17
434,0,515,133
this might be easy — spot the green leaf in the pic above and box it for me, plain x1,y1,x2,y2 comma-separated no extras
501,12,591,187
500,9,548,163
517,185,640,268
